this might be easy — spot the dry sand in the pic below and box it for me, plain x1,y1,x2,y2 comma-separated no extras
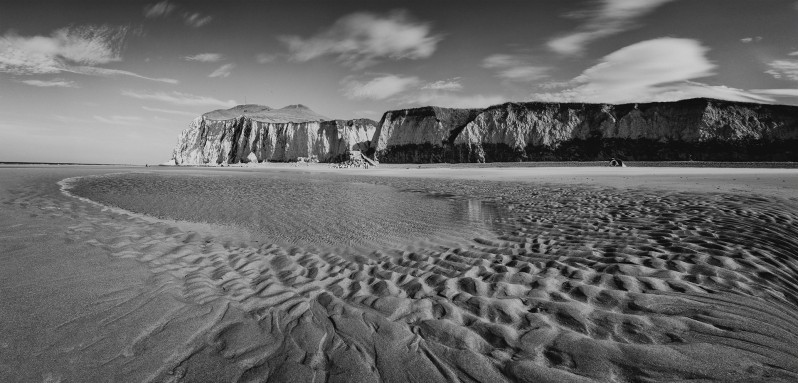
1,164,797,382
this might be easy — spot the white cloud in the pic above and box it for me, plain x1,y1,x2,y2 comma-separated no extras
281,10,441,69
143,1,176,18
62,66,178,83
184,53,223,62
548,0,675,55
765,59,798,81
144,2,211,28
353,110,379,118
255,53,278,64
421,78,463,91
342,74,489,106
0,25,176,83
750,88,798,97
650,82,773,103
209,63,235,78
93,115,144,125
538,80,574,89
17,79,77,87
0,25,125,74
482,54,548,81
342,74,421,100
184,13,212,28
400,93,507,109
740,36,762,43
121,90,236,107
142,106,198,117
532,38,771,104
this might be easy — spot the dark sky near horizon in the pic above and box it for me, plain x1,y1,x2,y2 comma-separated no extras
2,0,798,164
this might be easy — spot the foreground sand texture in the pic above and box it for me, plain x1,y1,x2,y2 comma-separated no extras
2,165,798,382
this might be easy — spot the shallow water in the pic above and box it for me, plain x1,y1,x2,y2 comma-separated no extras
69,172,501,251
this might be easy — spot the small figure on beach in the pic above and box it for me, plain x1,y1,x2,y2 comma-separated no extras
609,157,625,167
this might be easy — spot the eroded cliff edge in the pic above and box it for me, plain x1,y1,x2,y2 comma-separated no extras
172,104,376,165
370,98,798,162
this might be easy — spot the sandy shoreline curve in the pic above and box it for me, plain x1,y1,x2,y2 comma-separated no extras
2,164,798,382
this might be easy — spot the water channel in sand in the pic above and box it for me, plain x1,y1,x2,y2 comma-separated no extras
68,171,503,252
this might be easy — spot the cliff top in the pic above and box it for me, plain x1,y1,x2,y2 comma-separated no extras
379,98,792,119
203,104,329,123
484,97,796,112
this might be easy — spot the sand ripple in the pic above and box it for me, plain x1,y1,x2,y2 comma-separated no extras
7,171,798,382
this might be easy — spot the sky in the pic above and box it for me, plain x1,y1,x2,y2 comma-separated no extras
1,0,798,164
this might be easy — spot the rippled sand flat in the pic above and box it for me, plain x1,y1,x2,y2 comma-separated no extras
2,165,798,382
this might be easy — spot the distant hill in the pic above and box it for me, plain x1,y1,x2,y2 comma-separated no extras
202,104,329,123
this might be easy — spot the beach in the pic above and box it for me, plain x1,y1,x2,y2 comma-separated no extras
1,164,797,382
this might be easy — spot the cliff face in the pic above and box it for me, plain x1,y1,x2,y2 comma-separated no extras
173,99,798,165
368,107,481,163
172,105,376,164
370,98,798,162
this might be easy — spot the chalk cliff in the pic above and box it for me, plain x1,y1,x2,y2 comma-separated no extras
172,105,376,165
370,98,798,162
172,99,798,164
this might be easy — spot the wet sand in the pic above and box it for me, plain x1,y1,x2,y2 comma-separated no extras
1,164,797,382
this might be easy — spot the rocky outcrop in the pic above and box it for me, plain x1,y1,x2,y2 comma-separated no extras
371,98,798,162
172,105,376,165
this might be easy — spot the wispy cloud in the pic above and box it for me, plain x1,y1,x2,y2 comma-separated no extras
281,10,441,69
255,53,278,64
354,110,378,118
482,54,548,82
342,74,420,100
548,0,675,55
184,53,223,62
122,90,236,107
0,25,177,83
341,73,501,108
17,79,78,88
749,89,798,97
748,88,798,101
740,36,762,43
62,66,178,83
143,1,176,18
183,12,212,28
400,93,506,109
142,106,197,117
0,25,125,74
765,59,798,81
209,63,235,78
533,38,771,103
143,1,212,28
421,78,463,91
94,115,144,125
